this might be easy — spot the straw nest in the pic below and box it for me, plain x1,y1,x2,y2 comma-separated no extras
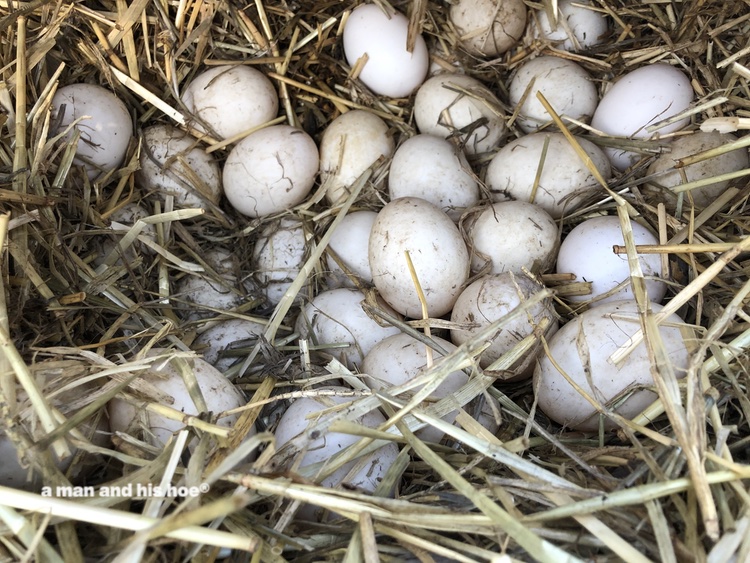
1,0,749,561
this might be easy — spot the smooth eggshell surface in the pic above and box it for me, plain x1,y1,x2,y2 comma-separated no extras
295,287,401,369
533,0,609,51
182,65,278,140
450,273,558,377
449,0,526,57
326,210,378,288
362,333,500,442
51,83,133,180
223,125,318,217
534,300,692,431
319,110,394,205
591,63,694,170
509,56,598,133
388,134,479,221
468,201,559,275
137,124,221,209
414,74,506,155
343,4,429,98
369,197,470,318
556,215,666,305
645,131,749,208
487,132,612,218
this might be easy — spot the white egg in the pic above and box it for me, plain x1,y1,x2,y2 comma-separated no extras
223,125,318,218
295,288,401,369
414,73,507,155
388,134,480,221
486,132,612,218
182,65,278,140
319,110,394,205
509,55,598,133
343,4,429,98
449,0,526,57
362,333,500,443
273,386,399,520
326,210,378,288
51,83,133,180
532,0,609,52
591,63,694,170
468,201,558,275
108,351,249,448
252,217,308,306
369,197,470,318
534,300,692,431
645,131,749,208
450,273,558,377
137,124,222,209
556,215,666,306
193,318,267,372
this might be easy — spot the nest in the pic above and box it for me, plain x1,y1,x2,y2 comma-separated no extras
1,0,750,561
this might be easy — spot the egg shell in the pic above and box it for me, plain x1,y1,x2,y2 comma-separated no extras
645,131,749,208
450,273,558,377
468,201,559,275
252,217,308,306
369,197,470,318
223,125,318,218
108,352,249,448
273,387,399,520
591,64,694,170
137,124,222,209
51,83,133,180
556,215,666,305
486,132,612,218
295,288,401,369
509,55,598,133
362,333,500,442
532,0,609,51
182,65,278,140
388,134,480,221
534,299,692,431
449,0,526,57
176,247,249,318
343,4,429,98
414,74,506,155
193,318,267,372
319,110,394,205
326,210,378,288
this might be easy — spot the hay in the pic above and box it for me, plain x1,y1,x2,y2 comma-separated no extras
1,0,750,561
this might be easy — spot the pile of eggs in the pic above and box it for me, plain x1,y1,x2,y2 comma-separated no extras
27,0,748,518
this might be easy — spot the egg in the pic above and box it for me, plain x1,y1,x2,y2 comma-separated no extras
362,333,500,443
509,55,598,133
532,0,609,52
193,318,267,373
369,197,470,318
252,217,308,306
450,273,558,378
273,386,399,520
486,132,612,218
326,210,378,288
50,83,133,180
645,131,750,208
343,4,429,98
137,124,222,209
556,215,667,306
388,134,480,221
319,110,394,205
449,0,526,57
468,201,559,275
295,288,401,369
182,65,278,140
534,299,692,431
223,125,318,218
591,63,694,170
414,73,507,155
